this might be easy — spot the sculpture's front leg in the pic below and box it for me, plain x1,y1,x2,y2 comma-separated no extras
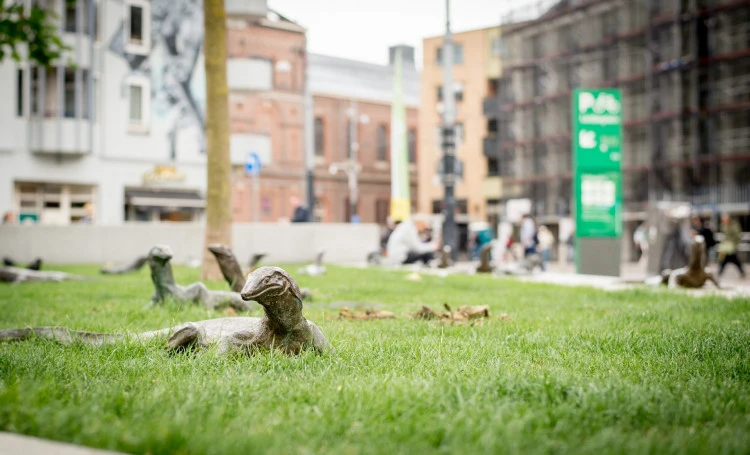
166,322,206,352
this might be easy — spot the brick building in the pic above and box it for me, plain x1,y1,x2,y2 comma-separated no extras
309,49,420,223
227,13,420,224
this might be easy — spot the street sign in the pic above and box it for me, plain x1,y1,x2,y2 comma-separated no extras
245,152,262,176
573,88,623,277
573,88,622,238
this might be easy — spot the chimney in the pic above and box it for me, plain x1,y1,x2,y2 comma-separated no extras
389,45,415,68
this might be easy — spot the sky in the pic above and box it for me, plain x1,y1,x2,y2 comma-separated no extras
267,0,537,68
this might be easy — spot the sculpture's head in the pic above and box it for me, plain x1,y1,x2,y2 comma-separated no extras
148,245,173,265
241,266,304,327
207,244,232,257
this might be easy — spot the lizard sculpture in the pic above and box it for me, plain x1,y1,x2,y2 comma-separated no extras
3,257,43,271
0,266,331,355
207,244,314,300
662,236,720,289
207,244,246,292
147,245,254,311
249,253,266,271
475,243,494,273
0,267,90,284
437,246,452,269
298,250,326,276
100,255,148,275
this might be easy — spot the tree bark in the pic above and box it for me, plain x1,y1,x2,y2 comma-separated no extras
201,0,232,280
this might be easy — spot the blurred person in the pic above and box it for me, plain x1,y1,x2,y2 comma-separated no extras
380,217,397,254
566,233,575,263
2,211,13,224
691,216,716,265
633,222,648,266
718,213,745,278
79,202,95,224
537,225,554,271
520,214,538,257
385,214,439,265
290,196,309,223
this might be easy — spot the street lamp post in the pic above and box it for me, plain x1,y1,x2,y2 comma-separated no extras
442,0,458,259
330,101,369,222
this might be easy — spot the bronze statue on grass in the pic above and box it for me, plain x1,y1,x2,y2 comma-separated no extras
0,267,330,355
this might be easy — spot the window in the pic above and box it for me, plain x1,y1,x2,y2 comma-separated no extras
65,2,77,32
16,69,23,116
375,200,389,225
377,124,388,161
407,129,416,164
64,68,76,118
487,157,499,177
130,6,143,43
129,85,142,123
436,43,464,65
125,0,150,55
127,76,150,130
454,44,464,64
64,1,96,36
437,82,463,102
431,200,442,214
314,117,324,156
491,37,501,57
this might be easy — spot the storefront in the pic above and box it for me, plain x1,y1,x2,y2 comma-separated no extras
124,165,204,222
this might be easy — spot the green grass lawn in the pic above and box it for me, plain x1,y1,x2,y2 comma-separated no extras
1,265,749,454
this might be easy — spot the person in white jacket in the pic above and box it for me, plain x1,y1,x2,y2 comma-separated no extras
385,214,439,265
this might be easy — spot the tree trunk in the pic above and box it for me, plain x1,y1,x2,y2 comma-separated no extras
201,0,231,281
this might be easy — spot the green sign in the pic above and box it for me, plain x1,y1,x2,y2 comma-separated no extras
573,88,622,238
575,171,622,237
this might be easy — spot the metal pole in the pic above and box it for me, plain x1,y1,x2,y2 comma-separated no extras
252,173,260,222
442,0,457,259
303,39,316,221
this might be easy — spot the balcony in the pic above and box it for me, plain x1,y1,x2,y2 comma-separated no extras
29,119,92,156
483,135,498,158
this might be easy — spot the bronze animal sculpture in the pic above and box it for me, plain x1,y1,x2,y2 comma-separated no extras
437,246,452,269
3,257,43,271
100,255,148,275
476,243,494,273
207,245,312,299
0,267,331,355
298,250,326,276
207,244,245,292
249,253,266,271
663,236,720,289
0,267,90,284
147,245,253,311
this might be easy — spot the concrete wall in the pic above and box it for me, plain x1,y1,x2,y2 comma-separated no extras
0,223,379,265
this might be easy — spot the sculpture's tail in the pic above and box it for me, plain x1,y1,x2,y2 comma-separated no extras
0,327,120,346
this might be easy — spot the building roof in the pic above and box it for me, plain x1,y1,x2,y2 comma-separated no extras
308,53,420,107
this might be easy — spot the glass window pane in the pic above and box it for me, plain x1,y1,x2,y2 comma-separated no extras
129,85,142,122
64,68,75,118
129,6,143,43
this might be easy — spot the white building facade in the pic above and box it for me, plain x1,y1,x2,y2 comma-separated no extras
0,0,270,225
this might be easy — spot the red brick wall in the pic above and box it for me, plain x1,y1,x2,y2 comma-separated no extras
227,22,418,224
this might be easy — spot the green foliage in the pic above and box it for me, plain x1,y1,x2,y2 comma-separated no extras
1,265,749,454
0,0,70,66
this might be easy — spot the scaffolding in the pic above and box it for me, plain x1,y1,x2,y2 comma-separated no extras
490,0,750,228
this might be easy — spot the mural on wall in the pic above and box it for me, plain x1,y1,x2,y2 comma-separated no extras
108,0,206,160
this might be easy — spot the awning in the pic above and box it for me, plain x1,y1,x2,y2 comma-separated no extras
125,188,205,209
